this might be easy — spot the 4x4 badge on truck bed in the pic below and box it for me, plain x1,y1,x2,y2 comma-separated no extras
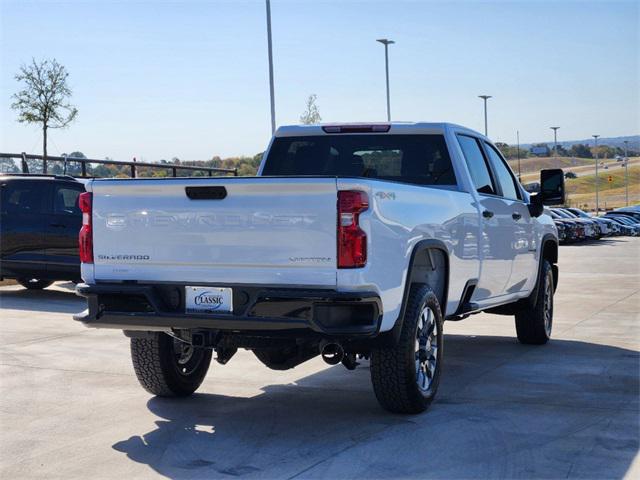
375,191,396,200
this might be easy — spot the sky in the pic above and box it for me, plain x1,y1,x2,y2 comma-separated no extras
1,0,638,162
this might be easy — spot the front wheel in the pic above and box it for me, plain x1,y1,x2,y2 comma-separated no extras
17,278,54,290
130,333,212,396
515,260,554,345
370,284,444,414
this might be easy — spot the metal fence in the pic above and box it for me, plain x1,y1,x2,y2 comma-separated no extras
0,152,238,178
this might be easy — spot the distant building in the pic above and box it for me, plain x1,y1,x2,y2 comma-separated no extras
530,145,550,156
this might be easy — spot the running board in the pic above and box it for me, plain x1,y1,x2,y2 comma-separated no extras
446,280,478,321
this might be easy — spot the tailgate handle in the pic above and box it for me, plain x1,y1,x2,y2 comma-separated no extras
185,186,227,200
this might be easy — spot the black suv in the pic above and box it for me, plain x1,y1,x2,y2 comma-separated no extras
0,175,85,289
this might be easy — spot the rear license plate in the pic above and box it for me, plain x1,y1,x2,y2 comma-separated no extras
185,286,233,314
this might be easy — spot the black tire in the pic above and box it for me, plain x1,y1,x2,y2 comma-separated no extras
17,278,54,290
130,333,212,396
515,259,554,345
370,284,444,414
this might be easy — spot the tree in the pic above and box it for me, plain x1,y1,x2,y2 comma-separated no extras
299,94,322,125
11,58,78,161
495,142,529,160
569,144,592,158
0,158,19,173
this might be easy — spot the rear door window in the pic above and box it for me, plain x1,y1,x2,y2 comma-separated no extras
456,135,496,195
53,184,83,215
262,134,457,187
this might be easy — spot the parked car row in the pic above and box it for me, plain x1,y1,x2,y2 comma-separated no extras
549,205,640,244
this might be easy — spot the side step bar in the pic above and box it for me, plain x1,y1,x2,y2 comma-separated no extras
446,280,478,321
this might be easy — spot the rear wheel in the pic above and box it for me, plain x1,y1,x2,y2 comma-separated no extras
130,333,212,396
17,278,54,290
370,284,443,414
515,260,554,345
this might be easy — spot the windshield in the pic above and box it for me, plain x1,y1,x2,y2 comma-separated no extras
560,209,578,218
553,209,572,219
262,134,457,187
570,208,590,218
610,217,630,225
615,212,640,221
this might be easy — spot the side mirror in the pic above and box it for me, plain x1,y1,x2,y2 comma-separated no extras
527,169,565,217
540,168,565,206
528,194,544,217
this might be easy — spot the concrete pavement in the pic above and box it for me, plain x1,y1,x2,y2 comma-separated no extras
1,238,638,479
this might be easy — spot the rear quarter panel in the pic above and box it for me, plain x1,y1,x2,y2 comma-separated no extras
336,178,481,332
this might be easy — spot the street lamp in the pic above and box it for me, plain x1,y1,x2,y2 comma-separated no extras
550,127,560,158
593,135,600,215
266,0,276,134
478,95,492,136
517,130,521,181
376,38,395,122
624,140,629,206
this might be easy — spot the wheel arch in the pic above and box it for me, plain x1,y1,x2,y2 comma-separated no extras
376,239,450,346
541,234,559,291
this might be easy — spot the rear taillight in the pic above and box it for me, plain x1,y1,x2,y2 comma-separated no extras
337,191,369,268
78,192,93,263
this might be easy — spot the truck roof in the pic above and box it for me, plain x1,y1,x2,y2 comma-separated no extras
275,122,485,138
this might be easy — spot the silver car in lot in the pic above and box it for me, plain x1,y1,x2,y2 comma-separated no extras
565,208,615,236
606,215,640,236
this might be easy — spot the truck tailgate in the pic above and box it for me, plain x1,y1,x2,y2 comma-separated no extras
90,177,338,286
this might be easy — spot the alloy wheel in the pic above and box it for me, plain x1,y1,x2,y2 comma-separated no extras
415,306,438,392
543,275,553,336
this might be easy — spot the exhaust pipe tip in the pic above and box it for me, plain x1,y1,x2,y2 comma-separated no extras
321,342,344,365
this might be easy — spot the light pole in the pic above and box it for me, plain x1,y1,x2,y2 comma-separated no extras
265,0,276,134
593,134,600,215
478,95,492,136
376,38,394,122
517,130,521,181
624,140,629,206
550,126,560,158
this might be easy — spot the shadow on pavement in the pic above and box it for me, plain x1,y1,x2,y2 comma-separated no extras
0,283,82,314
576,238,630,246
112,335,639,479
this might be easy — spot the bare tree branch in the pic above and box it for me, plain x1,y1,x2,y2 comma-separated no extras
300,94,322,125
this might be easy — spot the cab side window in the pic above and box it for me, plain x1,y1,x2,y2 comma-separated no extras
456,135,496,195
483,142,521,200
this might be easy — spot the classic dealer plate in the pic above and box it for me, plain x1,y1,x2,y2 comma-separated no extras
185,286,233,314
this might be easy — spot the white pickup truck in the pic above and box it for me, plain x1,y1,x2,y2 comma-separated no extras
75,122,564,414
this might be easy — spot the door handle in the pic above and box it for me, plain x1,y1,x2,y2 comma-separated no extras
512,212,522,221
482,210,494,219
